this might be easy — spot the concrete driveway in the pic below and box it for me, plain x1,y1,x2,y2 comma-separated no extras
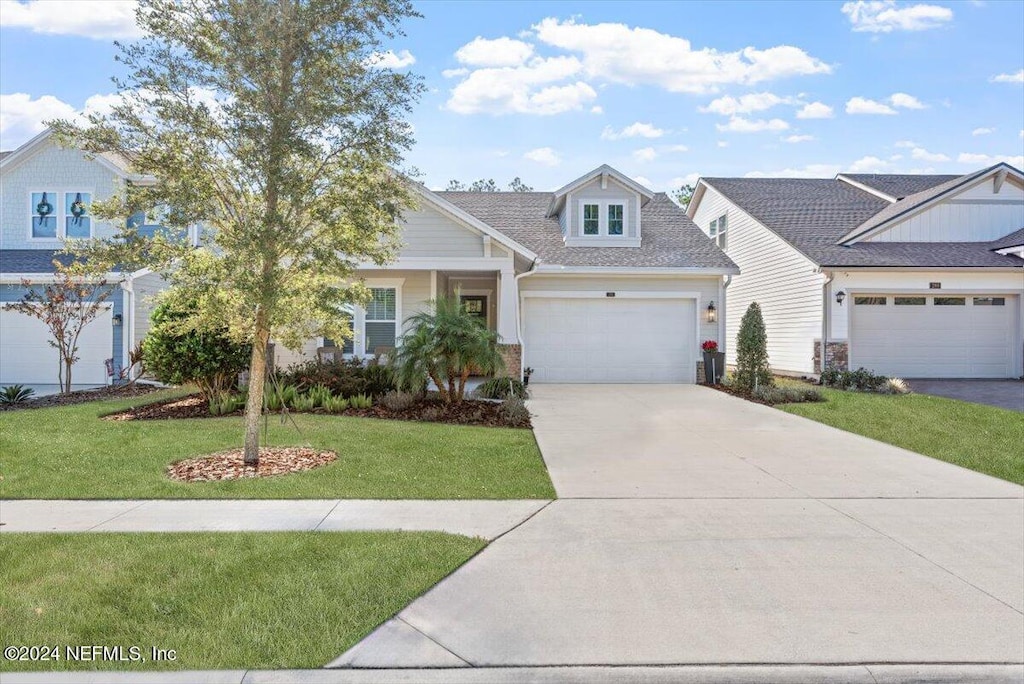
908,378,1024,412
334,385,1024,672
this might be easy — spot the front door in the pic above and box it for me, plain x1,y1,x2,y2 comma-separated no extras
460,295,488,325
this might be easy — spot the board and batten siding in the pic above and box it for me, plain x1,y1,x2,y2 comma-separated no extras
693,184,824,374
565,177,640,239
1,142,121,250
397,205,484,257
866,177,1024,243
519,274,722,348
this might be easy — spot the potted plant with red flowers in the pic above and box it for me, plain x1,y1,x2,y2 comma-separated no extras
701,340,725,384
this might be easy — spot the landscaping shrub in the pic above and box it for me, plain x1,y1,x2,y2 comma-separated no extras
882,377,911,395
363,363,397,397
209,393,246,416
143,294,251,400
289,393,317,412
381,391,419,411
0,384,35,405
499,396,530,425
280,358,368,397
819,367,893,392
474,377,529,400
734,302,773,391
349,393,373,409
752,385,825,405
307,384,333,408
323,396,350,413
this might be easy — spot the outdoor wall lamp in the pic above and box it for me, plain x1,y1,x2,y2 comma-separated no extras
706,301,717,323
112,313,123,326
835,290,846,306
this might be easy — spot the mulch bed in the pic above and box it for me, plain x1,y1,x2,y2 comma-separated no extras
103,393,531,428
167,446,337,482
705,382,774,406
0,383,164,412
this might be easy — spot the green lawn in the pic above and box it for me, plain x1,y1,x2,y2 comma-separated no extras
781,388,1024,485
0,390,554,499
0,531,484,671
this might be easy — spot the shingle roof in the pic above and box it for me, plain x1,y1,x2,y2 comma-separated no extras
437,191,737,270
0,151,12,161
703,174,1023,269
990,227,1024,251
841,173,958,200
0,250,83,274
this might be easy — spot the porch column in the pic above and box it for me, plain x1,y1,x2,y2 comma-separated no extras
497,266,518,343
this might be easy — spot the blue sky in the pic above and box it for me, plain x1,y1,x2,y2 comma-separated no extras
1,0,1022,191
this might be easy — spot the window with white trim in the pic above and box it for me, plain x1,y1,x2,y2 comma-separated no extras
65,192,92,239
607,204,624,235
364,287,397,355
31,191,58,238
31,191,93,239
582,204,599,235
709,213,727,249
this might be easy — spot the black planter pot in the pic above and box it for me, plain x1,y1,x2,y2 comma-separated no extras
703,351,726,384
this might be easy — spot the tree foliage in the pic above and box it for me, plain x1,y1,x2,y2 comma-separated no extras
2,265,111,393
392,295,504,404
143,288,252,400
445,178,533,192
49,0,422,464
734,302,773,391
673,183,695,210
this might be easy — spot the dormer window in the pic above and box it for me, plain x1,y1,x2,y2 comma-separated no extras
583,204,600,235
578,200,628,237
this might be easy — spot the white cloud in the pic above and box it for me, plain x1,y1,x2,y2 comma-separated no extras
454,37,534,67
957,152,1024,168
783,134,815,143
366,49,416,69
590,105,603,114
523,146,561,166
889,92,926,109
716,116,789,133
745,163,841,178
971,127,994,136
441,68,469,78
0,93,76,146
700,92,791,116
531,18,831,95
894,139,917,148
670,173,701,189
846,96,897,115
600,122,665,140
717,140,729,148
0,0,141,39
911,147,949,162
841,1,953,33
632,175,654,188
445,56,597,115
633,146,658,162
666,144,689,153
990,70,1024,84
796,101,834,119
847,156,893,172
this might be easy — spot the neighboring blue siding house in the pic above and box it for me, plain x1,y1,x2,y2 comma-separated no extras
0,129,155,387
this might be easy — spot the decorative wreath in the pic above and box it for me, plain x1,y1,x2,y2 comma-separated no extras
70,193,87,224
36,192,53,218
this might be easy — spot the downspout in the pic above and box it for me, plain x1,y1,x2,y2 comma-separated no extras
119,274,135,382
820,270,833,375
514,258,541,381
719,275,731,359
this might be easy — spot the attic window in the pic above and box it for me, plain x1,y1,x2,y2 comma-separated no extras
608,204,624,235
583,204,599,235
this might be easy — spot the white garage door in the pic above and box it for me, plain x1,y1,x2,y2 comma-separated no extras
0,306,113,385
523,296,696,383
851,294,1018,378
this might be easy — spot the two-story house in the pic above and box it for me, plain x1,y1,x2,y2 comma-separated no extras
1,135,736,387
688,163,1024,379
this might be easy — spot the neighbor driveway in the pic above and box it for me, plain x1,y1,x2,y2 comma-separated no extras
908,379,1024,412
334,385,1024,670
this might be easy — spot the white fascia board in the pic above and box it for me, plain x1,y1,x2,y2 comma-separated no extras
549,164,654,213
816,265,1023,273
0,271,124,284
995,246,1024,257
834,175,897,203
534,264,739,276
410,184,538,261
685,180,709,220
0,129,56,172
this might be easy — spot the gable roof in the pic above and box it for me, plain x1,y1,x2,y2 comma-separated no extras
546,164,654,218
697,175,1022,269
438,191,737,271
839,163,1024,244
837,173,958,201
991,227,1024,251
0,128,155,183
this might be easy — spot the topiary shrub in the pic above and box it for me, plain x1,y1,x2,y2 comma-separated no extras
143,295,251,400
734,302,773,391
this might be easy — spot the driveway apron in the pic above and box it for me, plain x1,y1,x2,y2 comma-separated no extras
332,385,1024,669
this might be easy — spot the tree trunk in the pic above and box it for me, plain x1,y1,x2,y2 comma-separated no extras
243,307,271,466
64,357,73,394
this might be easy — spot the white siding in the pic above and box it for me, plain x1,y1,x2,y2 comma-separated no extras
565,177,640,239
867,177,1024,243
693,184,824,374
1,141,122,250
398,205,483,257
131,272,169,351
519,274,722,348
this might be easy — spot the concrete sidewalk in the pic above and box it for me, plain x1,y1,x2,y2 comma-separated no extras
0,499,550,540
4,664,1024,683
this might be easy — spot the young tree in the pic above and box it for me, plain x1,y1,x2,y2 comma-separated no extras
734,302,773,391
3,266,112,393
469,178,498,192
445,180,468,191
673,183,695,210
507,177,533,192
50,0,422,465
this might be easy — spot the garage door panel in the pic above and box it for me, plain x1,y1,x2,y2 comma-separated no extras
851,295,1016,378
524,297,695,384
0,307,113,385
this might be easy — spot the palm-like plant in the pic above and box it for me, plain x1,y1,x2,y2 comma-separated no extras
392,295,504,404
